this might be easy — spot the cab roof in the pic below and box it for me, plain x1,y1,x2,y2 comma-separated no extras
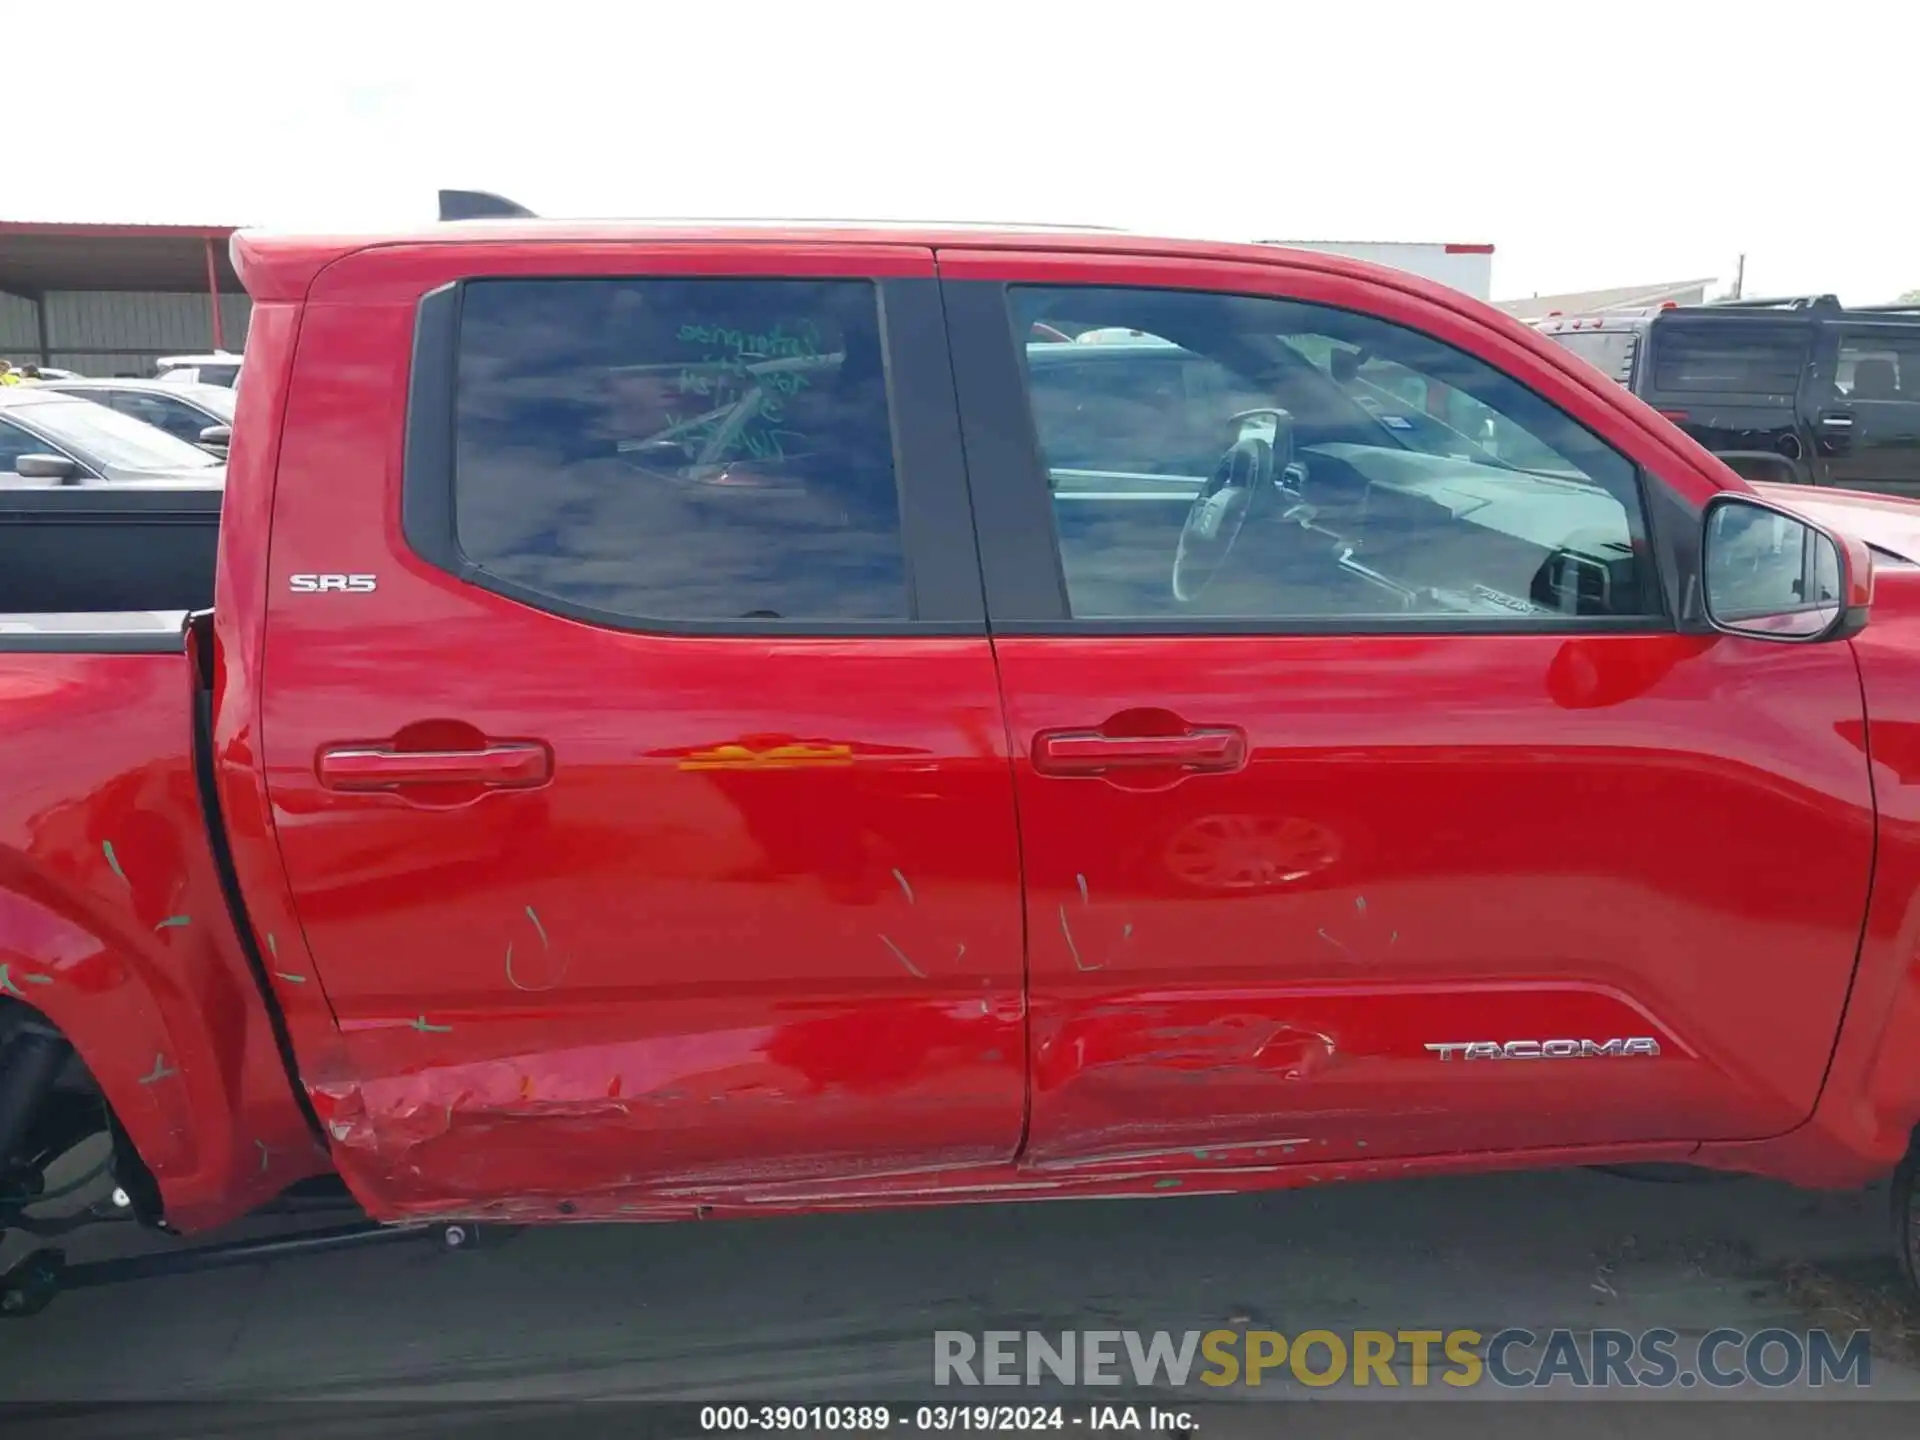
228,216,1468,309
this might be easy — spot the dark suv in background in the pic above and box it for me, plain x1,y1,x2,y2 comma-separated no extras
1535,296,1920,495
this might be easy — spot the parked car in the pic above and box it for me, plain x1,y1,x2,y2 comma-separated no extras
9,208,1920,1319
1534,295,1920,494
39,378,236,457
0,387,225,485
154,350,243,388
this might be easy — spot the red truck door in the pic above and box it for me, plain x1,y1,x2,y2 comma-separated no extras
938,248,1875,1173
258,242,1026,1215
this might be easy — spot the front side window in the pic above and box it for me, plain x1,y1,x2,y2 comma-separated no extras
453,278,906,624
114,390,211,444
0,418,49,474
1010,285,1660,625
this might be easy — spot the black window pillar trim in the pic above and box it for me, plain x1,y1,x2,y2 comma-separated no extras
400,273,985,637
940,277,1074,624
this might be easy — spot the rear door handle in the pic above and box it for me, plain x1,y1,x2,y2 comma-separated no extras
317,742,552,791
1819,411,1856,428
1032,727,1247,776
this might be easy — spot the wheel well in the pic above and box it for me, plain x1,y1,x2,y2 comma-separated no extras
0,999,163,1228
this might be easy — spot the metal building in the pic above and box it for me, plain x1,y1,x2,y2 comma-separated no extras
0,222,251,377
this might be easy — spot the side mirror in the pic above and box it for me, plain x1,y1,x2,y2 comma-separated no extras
198,424,232,448
1701,492,1871,641
14,453,79,482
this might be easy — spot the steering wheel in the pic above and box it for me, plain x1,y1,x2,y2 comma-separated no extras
1172,431,1283,604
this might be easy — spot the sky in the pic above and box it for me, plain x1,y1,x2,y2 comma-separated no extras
9,1,1917,305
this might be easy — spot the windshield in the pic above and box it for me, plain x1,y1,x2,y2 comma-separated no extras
23,396,221,471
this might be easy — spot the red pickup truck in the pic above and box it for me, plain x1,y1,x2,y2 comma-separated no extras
6,200,1920,1313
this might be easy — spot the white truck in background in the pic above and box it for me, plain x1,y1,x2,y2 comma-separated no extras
1263,240,1495,301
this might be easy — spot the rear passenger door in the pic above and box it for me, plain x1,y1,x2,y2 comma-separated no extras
260,246,1027,1213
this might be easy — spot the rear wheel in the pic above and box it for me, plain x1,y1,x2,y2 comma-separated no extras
1894,1140,1920,1297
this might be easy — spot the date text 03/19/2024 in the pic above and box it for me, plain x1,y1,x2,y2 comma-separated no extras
697,1406,1193,1432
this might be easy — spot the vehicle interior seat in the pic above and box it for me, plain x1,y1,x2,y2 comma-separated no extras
1851,358,1899,401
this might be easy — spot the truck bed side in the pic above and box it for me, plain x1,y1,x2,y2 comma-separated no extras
0,613,324,1231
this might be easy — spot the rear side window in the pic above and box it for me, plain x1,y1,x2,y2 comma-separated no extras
1648,325,1807,397
453,278,906,623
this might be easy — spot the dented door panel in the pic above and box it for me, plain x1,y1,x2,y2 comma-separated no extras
258,245,1028,1218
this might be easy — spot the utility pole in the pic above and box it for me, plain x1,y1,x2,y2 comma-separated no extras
1731,253,1746,300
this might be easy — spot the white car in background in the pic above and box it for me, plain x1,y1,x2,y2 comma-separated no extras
39,378,237,457
154,351,243,388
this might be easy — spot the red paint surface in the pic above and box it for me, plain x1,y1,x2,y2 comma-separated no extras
997,631,1871,1168
248,245,1025,1217
0,649,322,1230
22,219,1918,1231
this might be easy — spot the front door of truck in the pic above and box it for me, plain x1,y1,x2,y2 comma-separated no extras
260,245,1026,1216
939,251,1873,1175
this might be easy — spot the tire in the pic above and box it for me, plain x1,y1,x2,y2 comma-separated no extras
1893,1141,1920,1298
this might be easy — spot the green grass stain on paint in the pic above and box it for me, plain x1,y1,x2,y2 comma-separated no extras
1154,1178,1182,1190
154,916,190,931
103,841,128,883
410,1015,452,1034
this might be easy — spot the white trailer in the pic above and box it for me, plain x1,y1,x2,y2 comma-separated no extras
1260,240,1495,302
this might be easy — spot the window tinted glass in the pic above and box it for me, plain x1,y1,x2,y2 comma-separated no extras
114,390,208,443
1837,333,1920,400
1024,339,1264,477
14,396,216,471
454,278,906,623
1011,285,1658,625
0,418,46,473
1649,325,1806,396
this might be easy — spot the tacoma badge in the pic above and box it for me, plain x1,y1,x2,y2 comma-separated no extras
1424,1038,1661,1061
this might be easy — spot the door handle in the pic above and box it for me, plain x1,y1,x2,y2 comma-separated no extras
317,742,552,791
1032,727,1247,776
1819,411,1855,428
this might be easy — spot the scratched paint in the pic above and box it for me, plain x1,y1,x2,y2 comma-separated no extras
102,840,128,883
505,904,565,992
878,934,926,979
1060,874,1132,973
276,972,308,984
154,915,190,931
892,869,915,905
409,1015,452,1034
138,1053,177,1085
